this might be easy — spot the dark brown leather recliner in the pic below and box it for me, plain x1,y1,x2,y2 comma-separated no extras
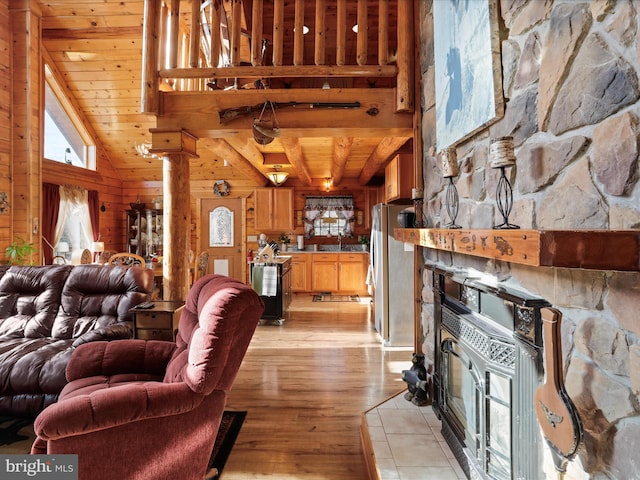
0,264,153,417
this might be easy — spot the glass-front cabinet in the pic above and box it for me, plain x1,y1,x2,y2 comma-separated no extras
126,209,163,259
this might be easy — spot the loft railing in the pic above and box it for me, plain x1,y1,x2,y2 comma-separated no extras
141,0,414,114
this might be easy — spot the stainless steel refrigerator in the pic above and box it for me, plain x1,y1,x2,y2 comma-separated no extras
370,204,414,347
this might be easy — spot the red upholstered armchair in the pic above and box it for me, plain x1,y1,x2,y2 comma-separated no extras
31,274,264,480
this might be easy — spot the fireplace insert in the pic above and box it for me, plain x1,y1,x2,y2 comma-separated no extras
430,266,551,480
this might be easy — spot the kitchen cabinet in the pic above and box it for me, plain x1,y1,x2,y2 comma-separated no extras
385,153,414,203
338,253,368,294
311,253,338,292
254,188,294,232
311,252,368,294
126,209,162,259
289,253,312,292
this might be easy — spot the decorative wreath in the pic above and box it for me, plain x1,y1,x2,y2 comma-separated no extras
213,180,230,196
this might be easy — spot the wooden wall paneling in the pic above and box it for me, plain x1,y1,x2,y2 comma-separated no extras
9,3,42,263
0,0,11,247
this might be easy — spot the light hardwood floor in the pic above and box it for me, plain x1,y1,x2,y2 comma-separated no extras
221,294,414,479
0,295,414,479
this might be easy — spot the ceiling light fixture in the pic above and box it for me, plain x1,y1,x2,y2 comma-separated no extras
352,24,358,33
135,142,160,159
267,165,289,187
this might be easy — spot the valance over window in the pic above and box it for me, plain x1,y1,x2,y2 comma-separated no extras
303,196,355,239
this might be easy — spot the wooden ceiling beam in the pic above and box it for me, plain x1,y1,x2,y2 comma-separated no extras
42,26,143,39
159,65,397,79
331,137,353,186
199,138,270,186
280,137,313,186
156,88,413,138
225,136,268,171
359,136,412,184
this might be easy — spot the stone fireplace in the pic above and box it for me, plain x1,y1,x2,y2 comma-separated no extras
430,265,554,480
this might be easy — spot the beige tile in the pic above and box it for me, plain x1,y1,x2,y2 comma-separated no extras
377,456,401,480
372,440,393,459
397,465,461,480
366,409,382,427
379,408,430,435
369,425,389,442
449,458,467,479
387,433,452,467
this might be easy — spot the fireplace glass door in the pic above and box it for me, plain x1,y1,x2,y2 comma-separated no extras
441,335,482,464
487,371,511,479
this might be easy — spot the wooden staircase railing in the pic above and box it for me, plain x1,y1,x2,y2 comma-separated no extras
142,0,414,115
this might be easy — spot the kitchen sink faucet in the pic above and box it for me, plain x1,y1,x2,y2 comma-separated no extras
337,232,342,251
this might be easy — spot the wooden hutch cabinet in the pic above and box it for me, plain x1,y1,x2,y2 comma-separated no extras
126,209,163,258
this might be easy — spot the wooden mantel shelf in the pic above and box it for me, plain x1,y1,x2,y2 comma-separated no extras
394,228,640,271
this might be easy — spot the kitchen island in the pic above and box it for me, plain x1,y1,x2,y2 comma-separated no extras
250,255,292,325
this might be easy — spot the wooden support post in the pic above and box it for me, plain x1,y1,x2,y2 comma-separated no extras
142,0,160,113
230,0,242,66
9,2,42,263
293,0,305,66
336,0,346,66
189,0,201,68
149,130,199,301
314,0,326,66
272,0,284,66
168,0,180,69
251,0,264,66
396,0,414,112
378,0,389,66
163,154,191,301
210,0,222,67
356,0,368,66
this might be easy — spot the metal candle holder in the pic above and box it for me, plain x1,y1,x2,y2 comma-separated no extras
490,137,519,229
439,147,461,229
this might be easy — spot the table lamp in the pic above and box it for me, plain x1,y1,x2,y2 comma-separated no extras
91,241,105,263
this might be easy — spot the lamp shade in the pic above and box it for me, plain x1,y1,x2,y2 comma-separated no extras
56,242,69,253
91,241,105,253
267,170,289,186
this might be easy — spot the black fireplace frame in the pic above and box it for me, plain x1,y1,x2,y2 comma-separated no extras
429,266,551,480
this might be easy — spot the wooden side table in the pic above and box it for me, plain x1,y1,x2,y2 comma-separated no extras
130,301,185,341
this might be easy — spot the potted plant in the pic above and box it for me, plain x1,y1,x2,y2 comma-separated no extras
359,235,370,252
279,233,291,252
5,236,37,265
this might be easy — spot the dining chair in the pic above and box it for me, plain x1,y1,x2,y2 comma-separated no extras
51,255,67,265
108,252,146,267
196,252,209,280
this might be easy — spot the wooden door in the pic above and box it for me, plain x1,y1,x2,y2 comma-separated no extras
200,198,244,282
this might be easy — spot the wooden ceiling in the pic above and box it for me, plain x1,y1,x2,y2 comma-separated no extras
38,1,415,190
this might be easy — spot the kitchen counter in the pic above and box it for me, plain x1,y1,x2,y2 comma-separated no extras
252,255,292,264
283,247,369,254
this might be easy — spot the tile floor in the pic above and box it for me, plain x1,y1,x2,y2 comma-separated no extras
364,391,466,480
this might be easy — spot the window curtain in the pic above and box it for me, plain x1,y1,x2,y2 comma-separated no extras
303,196,354,238
42,183,60,264
54,185,93,252
88,190,100,241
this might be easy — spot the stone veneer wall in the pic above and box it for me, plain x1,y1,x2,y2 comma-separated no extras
419,1,640,478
